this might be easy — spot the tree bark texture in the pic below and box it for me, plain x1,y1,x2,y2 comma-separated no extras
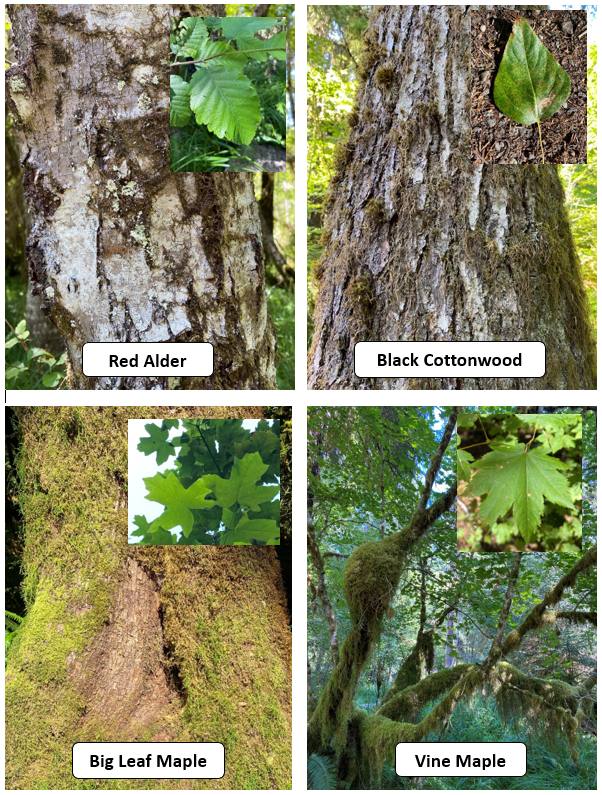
308,5,596,390
6,4,277,390
6,406,291,790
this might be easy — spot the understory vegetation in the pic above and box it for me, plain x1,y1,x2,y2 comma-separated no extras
308,406,597,790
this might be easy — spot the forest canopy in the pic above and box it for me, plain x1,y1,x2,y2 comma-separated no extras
308,406,597,790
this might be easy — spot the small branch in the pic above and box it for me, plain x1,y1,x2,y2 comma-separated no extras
170,47,285,67
482,551,523,672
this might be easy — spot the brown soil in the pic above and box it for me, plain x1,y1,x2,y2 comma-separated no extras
470,9,587,164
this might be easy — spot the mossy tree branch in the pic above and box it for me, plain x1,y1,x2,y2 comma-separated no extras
308,412,458,753
308,516,339,665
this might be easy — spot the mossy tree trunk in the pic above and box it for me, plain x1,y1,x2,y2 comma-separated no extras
6,407,291,790
308,5,596,390
307,408,596,786
6,4,277,390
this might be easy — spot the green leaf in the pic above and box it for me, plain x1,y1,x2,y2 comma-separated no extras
188,66,261,145
178,17,209,58
170,75,192,127
470,444,575,544
193,39,248,70
237,30,286,63
493,18,570,125
161,419,180,431
137,423,175,465
220,17,279,39
42,372,62,388
206,452,279,511
224,515,280,545
5,337,20,349
457,449,475,483
144,471,215,538
265,31,287,60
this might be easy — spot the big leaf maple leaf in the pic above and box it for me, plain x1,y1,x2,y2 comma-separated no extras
137,423,175,465
470,444,575,543
205,452,279,511
144,471,215,538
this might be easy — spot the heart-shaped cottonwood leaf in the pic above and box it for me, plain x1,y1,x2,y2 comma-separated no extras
137,423,176,465
188,65,261,145
144,471,215,537
469,444,574,543
206,452,280,511
494,18,571,126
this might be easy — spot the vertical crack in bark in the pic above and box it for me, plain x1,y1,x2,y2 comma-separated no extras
67,559,181,740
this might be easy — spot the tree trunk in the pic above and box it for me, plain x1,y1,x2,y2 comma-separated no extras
6,407,291,790
258,171,294,291
253,4,271,17
308,5,596,390
6,4,277,390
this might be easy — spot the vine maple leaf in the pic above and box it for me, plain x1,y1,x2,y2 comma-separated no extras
137,423,175,465
144,471,215,538
470,444,574,543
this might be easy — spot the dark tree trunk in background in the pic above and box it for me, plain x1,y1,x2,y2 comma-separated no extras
258,172,294,291
6,4,277,390
308,5,596,390
253,4,272,16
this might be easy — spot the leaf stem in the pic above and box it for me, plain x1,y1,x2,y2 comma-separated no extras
536,119,545,164
198,428,224,477
525,421,539,452
170,47,285,67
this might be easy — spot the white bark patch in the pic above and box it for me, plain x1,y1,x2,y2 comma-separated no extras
487,186,509,254
467,166,483,230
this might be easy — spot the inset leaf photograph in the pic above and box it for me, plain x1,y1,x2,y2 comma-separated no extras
170,15,289,172
471,9,587,164
129,418,280,545
457,412,583,553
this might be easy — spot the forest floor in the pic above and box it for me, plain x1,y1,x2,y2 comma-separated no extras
470,8,587,164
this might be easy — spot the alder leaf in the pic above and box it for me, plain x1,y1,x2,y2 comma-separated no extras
188,66,261,145
206,452,280,511
170,75,192,127
192,39,248,70
177,17,209,59
144,471,215,538
220,17,279,38
493,18,571,126
470,444,574,544
137,423,175,465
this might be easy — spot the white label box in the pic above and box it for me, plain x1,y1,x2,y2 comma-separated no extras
355,342,545,378
396,742,526,777
72,742,224,779
82,342,213,377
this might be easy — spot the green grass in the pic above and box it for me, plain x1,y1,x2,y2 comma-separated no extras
170,122,251,172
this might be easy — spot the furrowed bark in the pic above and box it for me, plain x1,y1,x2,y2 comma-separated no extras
308,5,596,390
6,4,277,389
